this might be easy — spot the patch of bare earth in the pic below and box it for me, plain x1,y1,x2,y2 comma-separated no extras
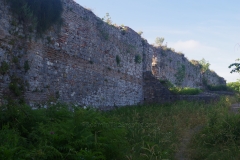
175,125,203,160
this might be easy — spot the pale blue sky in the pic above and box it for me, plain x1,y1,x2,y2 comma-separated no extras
75,0,240,82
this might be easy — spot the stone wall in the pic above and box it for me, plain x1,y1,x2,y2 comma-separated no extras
203,70,226,86
143,71,220,104
0,0,226,107
151,47,226,88
151,47,203,88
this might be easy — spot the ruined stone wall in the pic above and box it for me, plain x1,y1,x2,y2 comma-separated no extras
151,47,226,88
0,0,145,107
203,70,226,86
151,47,203,88
0,0,226,107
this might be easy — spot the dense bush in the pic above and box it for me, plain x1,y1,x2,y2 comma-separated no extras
159,79,174,88
227,81,240,93
0,61,9,75
169,87,202,95
159,80,202,95
6,0,63,33
0,103,127,159
207,84,230,91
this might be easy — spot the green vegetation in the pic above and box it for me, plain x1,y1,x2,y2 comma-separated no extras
175,65,186,85
170,48,175,52
116,55,121,65
8,39,15,45
229,58,240,73
12,56,19,64
134,54,142,63
203,77,230,92
228,80,240,93
159,79,174,88
102,13,112,25
207,84,230,91
155,37,164,46
6,0,63,33
188,96,240,159
159,79,201,95
0,96,237,159
190,59,200,66
199,58,210,72
119,25,128,35
9,81,21,96
0,103,127,160
169,87,202,95
24,60,30,72
177,51,184,56
0,61,9,75
89,60,94,64
138,31,143,36
9,76,25,97
55,91,60,99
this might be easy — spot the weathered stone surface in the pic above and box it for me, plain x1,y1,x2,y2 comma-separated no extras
0,0,225,107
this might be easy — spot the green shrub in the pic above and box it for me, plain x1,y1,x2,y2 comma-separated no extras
169,87,202,95
227,81,240,93
9,77,24,96
24,60,30,72
9,81,21,96
12,56,19,64
159,79,174,88
159,79,201,95
7,0,63,33
134,54,142,63
0,61,9,75
0,103,127,159
207,84,229,91
116,55,121,65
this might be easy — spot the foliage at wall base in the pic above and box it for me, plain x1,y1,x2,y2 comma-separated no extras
0,103,128,159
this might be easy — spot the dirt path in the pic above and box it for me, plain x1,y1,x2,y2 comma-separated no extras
175,125,203,160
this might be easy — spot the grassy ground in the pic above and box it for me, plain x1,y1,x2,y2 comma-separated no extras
104,96,235,159
187,96,240,160
0,96,238,159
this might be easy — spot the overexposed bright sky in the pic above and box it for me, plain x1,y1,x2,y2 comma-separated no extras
75,0,240,82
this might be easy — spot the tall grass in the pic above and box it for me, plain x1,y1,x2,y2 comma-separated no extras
0,102,127,159
0,96,236,159
105,97,234,159
188,96,240,160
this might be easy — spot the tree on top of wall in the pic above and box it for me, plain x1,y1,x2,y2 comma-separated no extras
229,59,240,73
155,37,164,47
199,58,210,73
102,13,112,25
